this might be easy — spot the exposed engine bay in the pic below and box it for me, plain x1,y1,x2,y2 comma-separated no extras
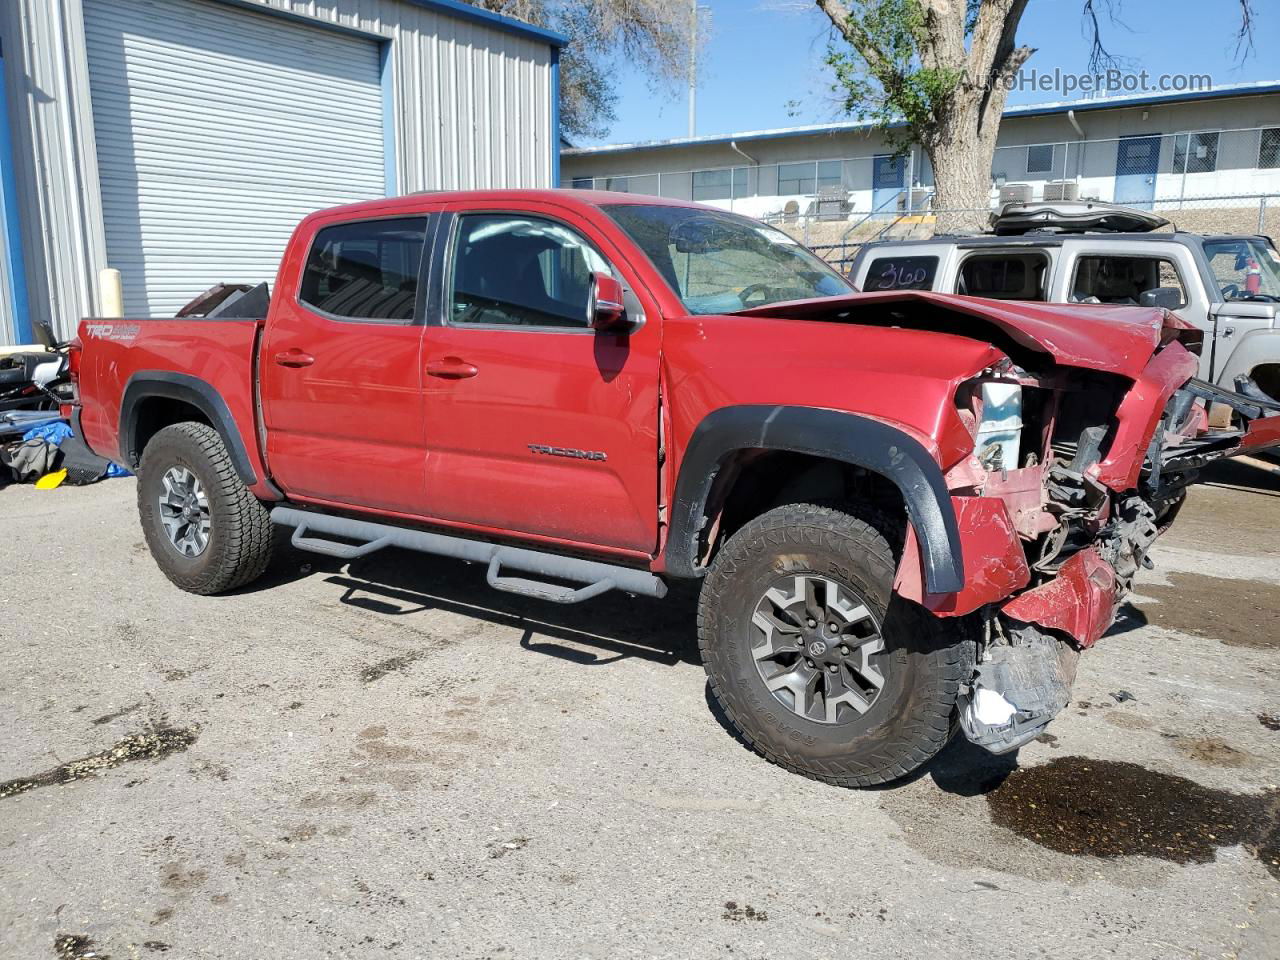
947,351,1280,752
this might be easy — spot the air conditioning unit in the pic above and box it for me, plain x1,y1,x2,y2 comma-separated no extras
1044,180,1080,201
999,182,1034,205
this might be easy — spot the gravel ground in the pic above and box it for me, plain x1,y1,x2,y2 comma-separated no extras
2,459,1278,960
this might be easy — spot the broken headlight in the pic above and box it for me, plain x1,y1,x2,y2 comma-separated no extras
974,381,1023,472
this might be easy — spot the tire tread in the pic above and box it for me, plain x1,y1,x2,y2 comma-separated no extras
698,502,968,788
137,421,272,595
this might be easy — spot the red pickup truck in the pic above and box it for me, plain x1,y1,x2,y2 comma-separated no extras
71,189,1280,787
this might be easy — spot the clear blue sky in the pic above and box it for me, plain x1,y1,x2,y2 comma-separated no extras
583,0,1278,147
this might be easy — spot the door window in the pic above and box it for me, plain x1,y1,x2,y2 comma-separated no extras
1070,255,1187,306
957,253,1049,301
298,217,428,322
447,214,613,329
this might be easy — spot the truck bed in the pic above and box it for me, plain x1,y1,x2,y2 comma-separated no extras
77,316,270,494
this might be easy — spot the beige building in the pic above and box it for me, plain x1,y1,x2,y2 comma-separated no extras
560,82,1280,224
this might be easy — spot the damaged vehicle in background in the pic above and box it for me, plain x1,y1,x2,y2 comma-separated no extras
68,190,1280,787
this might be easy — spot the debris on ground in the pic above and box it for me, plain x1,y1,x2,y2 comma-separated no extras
487,837,529,859
0,726,198,801
53,933,107,959
722,901,769,922
1,417,128,489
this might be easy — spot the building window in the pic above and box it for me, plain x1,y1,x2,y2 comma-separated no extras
816,160,843,191
692,169,732,201
1260,128,1280,169
1026,144,1054,174
874,156,902,188
1173,132,1219,174
778,162,816,195
604,177,629,192
692,168,750,202
299,217,428,322
571,177,593,190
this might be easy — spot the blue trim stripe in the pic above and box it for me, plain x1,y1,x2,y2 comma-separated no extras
380,41,397,195
0,51,32,345
550,46,561,187
402,0,566,47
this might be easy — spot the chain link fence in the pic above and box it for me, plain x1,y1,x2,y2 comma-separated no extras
774,193,1280,273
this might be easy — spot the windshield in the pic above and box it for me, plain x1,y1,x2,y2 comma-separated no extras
1203,237,1280,302
604,204,853,314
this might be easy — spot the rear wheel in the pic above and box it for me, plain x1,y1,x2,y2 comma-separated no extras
698,502,972,788
137,422,272,595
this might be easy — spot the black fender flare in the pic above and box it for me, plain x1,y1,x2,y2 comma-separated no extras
119,371,258,485
664,405,964,595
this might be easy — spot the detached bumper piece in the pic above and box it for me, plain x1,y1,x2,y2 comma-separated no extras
1165,377,1280,466
958,624,1081,754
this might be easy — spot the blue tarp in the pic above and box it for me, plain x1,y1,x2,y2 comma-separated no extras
22,420,72,446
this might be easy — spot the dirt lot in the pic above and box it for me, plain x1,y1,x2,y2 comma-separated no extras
2,459,1279,960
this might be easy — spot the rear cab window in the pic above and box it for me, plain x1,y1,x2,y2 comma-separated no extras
862,255,939,292
299,217,429,322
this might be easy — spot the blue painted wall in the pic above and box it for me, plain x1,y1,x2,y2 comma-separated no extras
0,42,33,344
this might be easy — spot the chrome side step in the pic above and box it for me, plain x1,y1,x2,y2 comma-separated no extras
270,506,667,604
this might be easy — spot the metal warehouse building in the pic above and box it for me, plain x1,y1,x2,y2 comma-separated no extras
0,0,564,345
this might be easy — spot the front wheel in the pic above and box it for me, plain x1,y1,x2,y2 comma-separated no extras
137,421,272,595
698,502,972,788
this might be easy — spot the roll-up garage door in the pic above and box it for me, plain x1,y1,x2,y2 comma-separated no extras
84,0,387,316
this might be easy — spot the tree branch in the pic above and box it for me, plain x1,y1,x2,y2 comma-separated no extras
916,0,965,74
1233,0,1257,60
815,0,895,82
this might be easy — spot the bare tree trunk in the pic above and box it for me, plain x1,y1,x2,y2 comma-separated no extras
927,137,995,234
926,94,1001,233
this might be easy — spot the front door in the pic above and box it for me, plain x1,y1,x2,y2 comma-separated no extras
1114,136,1160,209
420,201,661,554
872,155,904,216
259,215,432,515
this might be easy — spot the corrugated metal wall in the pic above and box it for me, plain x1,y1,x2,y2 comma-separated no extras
0,0,557,340
84,0,390,316
1,0,107,343
253,0,555,193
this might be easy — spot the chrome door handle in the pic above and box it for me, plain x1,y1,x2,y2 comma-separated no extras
426,357,479,379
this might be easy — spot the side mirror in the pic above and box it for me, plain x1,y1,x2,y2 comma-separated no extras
588,272,628,331
1139,287,1184,310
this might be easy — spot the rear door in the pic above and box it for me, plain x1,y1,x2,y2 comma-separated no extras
1114,136,1160,209
259,214,433,515
419,200,662,554
1054,239,1211,376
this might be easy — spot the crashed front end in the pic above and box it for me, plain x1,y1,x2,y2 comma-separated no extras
896,332,1280,754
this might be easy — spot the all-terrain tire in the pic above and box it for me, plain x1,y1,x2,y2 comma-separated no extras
698,502,972,788
137,422,272,595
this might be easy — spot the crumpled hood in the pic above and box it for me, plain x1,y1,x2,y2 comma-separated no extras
738,290,1185,379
